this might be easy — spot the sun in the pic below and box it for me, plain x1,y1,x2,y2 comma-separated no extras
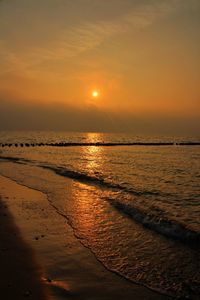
92,91,99,97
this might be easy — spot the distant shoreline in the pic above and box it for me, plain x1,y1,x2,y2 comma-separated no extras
1,142,200,148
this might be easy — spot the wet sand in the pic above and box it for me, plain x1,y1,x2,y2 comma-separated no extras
0,173,171,300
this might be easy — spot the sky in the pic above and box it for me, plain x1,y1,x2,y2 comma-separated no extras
0,0,200,134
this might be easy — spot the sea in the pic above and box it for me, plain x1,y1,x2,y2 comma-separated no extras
0,131,200,299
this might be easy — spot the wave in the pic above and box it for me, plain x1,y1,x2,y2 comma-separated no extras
0,155,160,197
0,156,31,164
1,155,200,246
110,201,200,246
41,164,160,197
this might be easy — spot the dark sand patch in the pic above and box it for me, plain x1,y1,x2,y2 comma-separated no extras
0,197,48,300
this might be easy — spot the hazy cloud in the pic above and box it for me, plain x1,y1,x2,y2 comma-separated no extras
0,0,183,78
0,0,199,134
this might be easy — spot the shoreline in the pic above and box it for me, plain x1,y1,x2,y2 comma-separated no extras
0,172,171,300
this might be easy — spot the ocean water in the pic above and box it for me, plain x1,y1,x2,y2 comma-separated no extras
0,131,200,299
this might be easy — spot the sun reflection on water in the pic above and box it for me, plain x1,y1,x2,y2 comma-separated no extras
83,133,105,176
85,132,104,144
69,133,107,235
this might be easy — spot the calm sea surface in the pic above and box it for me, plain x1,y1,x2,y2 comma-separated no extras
0,131,200,298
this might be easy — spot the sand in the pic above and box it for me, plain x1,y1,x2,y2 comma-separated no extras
0,185,49,299
0,173,171,300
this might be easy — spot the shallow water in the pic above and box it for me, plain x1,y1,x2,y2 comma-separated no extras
0,131,200,298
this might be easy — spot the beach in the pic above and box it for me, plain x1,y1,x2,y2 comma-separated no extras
1,0,200,297
0,131,199,299
1,0,199,297
0,171,171,300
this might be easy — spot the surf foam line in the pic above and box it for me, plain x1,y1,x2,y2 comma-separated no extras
1,155,200,246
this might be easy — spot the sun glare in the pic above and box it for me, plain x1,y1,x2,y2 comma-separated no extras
92,91,99,97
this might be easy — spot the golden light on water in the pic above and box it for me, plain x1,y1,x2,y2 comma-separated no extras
84,133,104,176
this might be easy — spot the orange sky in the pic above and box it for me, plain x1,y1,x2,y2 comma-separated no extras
0,0,199,133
